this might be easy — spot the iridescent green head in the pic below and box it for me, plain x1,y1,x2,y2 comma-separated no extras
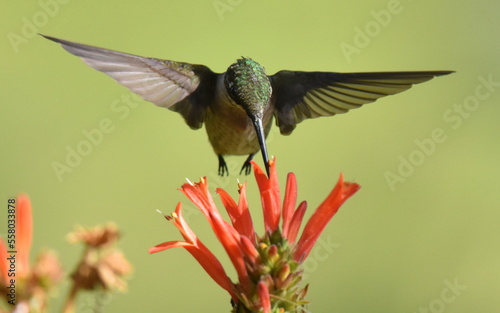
224,57,272,119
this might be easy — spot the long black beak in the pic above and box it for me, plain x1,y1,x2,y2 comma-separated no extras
252,117,270,177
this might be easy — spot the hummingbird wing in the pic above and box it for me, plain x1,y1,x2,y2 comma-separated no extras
41,34,218,129
269,71,453,134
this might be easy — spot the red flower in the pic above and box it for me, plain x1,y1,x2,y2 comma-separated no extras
149,158,360,312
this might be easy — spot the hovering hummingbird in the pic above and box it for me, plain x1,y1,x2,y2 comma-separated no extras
42,34,453,176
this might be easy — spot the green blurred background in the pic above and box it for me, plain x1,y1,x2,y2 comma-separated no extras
2,0,499,312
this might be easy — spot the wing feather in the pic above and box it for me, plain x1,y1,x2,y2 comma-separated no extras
270,70,454,134
42,34,218,129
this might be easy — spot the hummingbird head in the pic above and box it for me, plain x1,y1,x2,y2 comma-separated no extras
224,57,272,119
225,57,273,176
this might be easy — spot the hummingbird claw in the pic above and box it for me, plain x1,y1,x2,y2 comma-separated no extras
218,155,229,176
239,153,255,176
239,163,252,175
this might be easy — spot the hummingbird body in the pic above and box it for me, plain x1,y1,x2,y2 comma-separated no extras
205,58,274,174
206,73,273,156
42,34,453,176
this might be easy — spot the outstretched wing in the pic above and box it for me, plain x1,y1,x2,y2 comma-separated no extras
270,70,454,134
42,34,219,129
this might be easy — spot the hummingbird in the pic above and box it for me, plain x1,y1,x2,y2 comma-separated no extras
41,34,453,176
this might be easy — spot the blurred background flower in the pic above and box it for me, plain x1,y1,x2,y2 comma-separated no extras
0,196,131,313
0,195,63,313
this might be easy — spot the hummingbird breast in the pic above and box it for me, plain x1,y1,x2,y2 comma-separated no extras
205,75,273,156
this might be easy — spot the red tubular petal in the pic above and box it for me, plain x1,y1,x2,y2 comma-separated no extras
150,202,237,299
16,194,32,278
0,240,8,285
282,172,297,237
237,183,256,241
199,177,220,211
180,179,251,286
285,201,308,244
257,281,271,313
149,240,236,299
183,245,237,300
181,179,237,239
240,236,259,262
169,202,199,244
208,211,251,288
181,179,212,217
294,174,360,262
216,187,238,217
169,205,236,291
217,186,255,240
148,240,191,254
251,158,281,232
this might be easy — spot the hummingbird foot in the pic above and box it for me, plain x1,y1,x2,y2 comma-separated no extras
218,155,229,176
239,153,256,176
